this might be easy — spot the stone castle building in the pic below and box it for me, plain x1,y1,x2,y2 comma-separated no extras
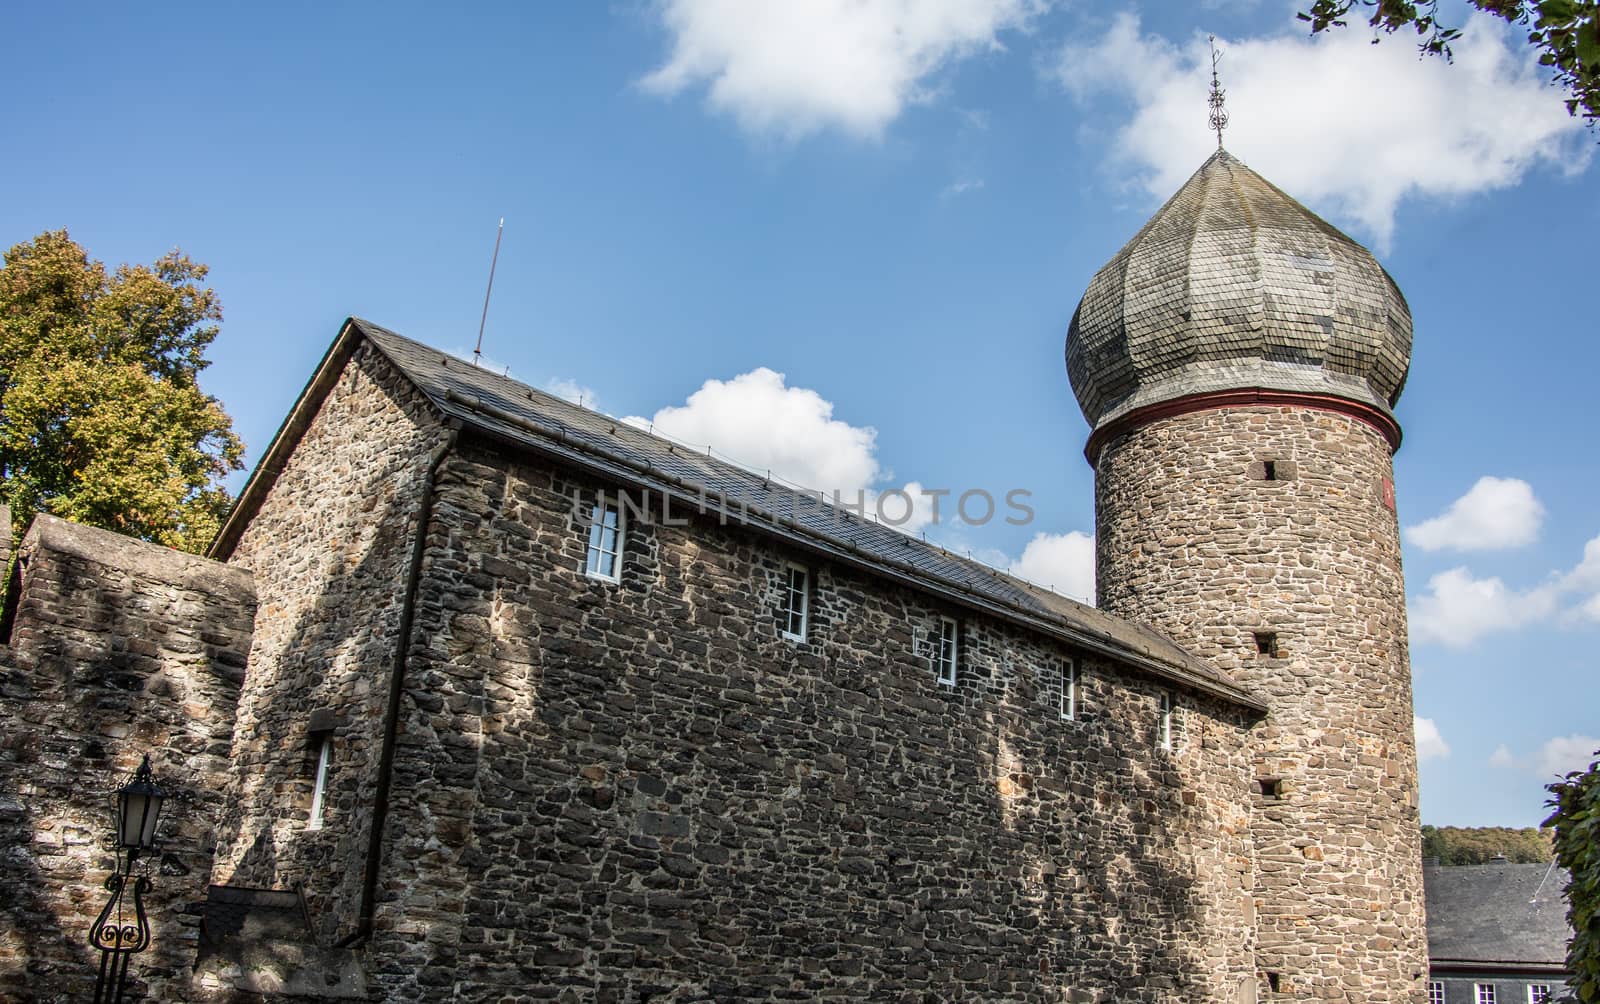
0,149,1427,1002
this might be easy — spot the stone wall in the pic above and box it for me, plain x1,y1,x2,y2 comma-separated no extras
1094,405,1427,1003
324,437,1265,1002
0,515,255,1003
211,341,451,948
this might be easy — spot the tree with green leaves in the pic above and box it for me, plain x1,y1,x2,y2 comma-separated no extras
1421,824,1555,864
1547,751,1600,1002
0,230,243,553
1299,0,1600,125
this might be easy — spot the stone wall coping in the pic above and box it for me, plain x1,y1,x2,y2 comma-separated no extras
22,514,256,599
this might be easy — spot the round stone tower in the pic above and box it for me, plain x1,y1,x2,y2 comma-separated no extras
1067,149,1426,1002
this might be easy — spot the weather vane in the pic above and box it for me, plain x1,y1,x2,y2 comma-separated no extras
1207,34,1228,149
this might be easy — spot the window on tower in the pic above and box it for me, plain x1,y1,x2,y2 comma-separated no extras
1253,631,1278,657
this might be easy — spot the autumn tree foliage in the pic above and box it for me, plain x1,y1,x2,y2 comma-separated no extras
0,230,243,552
1421,824,1555,864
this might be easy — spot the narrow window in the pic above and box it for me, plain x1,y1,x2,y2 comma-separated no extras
1254,631,1278,657
781,563,809,642
1475,985,1497,1004
584,500,624,582
307,736,332,831
1263,460,1278,481
1527,987,1550,1004
1060,660,1077,721
936,616,958,687
1258,777,1285,801
1266,973,1282,993
1158,692,1174,751
1428,983,1445,1004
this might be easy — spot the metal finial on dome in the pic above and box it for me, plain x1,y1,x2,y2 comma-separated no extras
1207,35,1228,149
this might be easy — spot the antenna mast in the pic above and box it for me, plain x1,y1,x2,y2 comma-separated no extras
1208,35,1229,149
474,218,504,366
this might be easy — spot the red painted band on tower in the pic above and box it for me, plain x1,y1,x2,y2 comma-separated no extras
1084,388,1403,464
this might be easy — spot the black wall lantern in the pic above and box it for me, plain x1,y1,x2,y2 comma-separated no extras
89,754,167,1004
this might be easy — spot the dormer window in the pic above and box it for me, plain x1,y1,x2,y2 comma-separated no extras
584,500,624,582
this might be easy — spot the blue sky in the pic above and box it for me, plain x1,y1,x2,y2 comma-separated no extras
5,1,1596,826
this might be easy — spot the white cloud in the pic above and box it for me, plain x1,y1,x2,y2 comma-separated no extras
629,367,880,490
1414,716,1451,761
641,0,1046,139
1012,531,1095,604
545,378,598,409
1408,567,1558,648
941,178,986,199
1561,533,1600,593
1535,735,1600,778
625,367,938,532
1405,476,1545,552
1490,736,1600,777
1054,13,1588,250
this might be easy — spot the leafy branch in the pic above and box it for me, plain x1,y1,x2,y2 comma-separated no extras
1299,0,1600,125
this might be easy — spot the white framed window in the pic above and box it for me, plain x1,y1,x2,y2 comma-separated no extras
1527,986,1551,1004
1475,984,1496,1004
781,563,809,642
1158,692,1174,751
936,616,958,686
307,736,332,830
1060,660,1077,721
584,500,624,582
1428,982,1445,1004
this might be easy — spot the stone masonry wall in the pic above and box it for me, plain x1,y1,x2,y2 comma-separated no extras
343,437,1263,1002
1094,405,1427,1003
0,515,256,1003
212,341,450,947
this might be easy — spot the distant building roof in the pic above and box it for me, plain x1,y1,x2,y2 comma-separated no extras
213,318,1267,713
1425,861,1572,971
1066,149,1412,446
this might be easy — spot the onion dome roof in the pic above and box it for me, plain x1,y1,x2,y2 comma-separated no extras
1066,149,1412,439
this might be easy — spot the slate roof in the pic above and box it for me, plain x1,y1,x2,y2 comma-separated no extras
1424,861,1572,969
1066,149,1413,434
217,317,1264,712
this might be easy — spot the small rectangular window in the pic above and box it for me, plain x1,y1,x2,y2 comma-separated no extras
1428,982,1445,1004
584,500,624,582
307,736,332,831
1158,692,1174,751
936,616,958,687
1263,460,1278,481
1527,986,1550,1004
1254,631,1278,657
1266,972,1282,993
1475,984,1496,1004
1258,777,1285,800
781,563,809,642
1060,660,1077,721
